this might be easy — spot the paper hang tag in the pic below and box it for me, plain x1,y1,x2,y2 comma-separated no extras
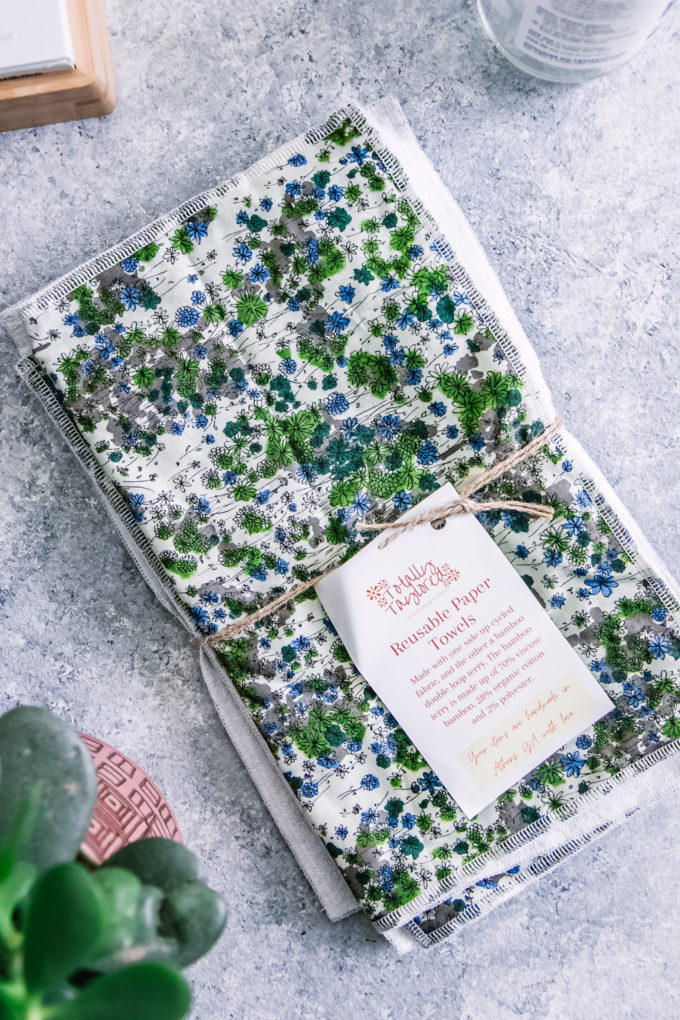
316,483,612,819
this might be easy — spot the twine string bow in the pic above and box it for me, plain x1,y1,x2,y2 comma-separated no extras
202,417,562,647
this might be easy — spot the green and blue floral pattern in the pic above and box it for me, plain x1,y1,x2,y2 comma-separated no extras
13,108,680,943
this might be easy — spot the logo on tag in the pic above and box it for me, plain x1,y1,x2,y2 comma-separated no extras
365,561,461,616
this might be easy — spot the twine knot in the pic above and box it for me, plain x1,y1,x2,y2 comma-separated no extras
201,418,562,646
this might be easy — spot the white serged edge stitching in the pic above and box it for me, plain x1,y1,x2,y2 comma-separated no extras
374,736,680,939
418,746,680,947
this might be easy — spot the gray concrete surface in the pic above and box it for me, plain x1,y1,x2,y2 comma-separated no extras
1,1,679,1017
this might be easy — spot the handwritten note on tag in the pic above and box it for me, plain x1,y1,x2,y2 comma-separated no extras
316,484,612,818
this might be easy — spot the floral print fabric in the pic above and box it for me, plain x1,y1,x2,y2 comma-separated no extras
10,105,680,946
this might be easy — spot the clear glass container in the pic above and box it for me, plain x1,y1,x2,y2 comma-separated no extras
477,0,677,83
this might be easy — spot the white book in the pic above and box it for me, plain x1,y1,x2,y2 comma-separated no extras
0,0,75,79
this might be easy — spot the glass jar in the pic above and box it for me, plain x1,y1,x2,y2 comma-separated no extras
477,0,677,83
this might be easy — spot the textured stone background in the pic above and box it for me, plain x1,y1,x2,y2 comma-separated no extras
1,2,679,1017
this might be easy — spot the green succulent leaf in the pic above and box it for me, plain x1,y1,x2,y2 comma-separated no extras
99,841,227,969
103,839,199,892
0,707,97,873
87,867,143,967
23,863,104,994
161,881,228,967
0,856,36,946
54,963,192,1020
0,989,19,1020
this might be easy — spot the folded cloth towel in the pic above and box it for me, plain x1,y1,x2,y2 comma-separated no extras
5,97,680,951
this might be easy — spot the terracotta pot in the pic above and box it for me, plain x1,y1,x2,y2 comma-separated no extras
78,733,182,865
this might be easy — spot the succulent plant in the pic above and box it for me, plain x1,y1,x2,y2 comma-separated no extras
0,706,227,1019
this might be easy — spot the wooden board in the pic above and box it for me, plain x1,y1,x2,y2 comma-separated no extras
0,0,116,133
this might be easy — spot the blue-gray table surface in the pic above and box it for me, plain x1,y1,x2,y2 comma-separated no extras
1,2,679,1017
